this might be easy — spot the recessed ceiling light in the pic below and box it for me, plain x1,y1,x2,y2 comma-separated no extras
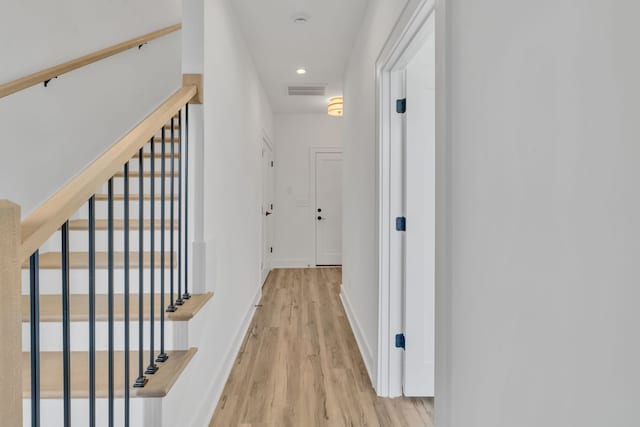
296,68,307,75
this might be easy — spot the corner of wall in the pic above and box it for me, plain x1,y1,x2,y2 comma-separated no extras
340,285,377,387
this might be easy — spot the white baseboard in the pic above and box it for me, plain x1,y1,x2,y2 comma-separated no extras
340,288,376,387
271,258,313,268
190,285,262,426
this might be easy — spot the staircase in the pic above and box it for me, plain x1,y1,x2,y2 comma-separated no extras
1,85,207,426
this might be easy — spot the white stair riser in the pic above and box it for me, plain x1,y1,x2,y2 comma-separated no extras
69,203,180,222
22,320,188,352
100,177,181,193
22,268,184,296
44,230,181,253
23,397,157,427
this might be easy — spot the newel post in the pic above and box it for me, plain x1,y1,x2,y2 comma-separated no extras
0,200,22,426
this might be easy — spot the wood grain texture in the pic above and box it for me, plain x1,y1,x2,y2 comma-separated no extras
0,201,22,426
22,348,197,398
209,268,434,427
21,251,174,270
183,74,204,104
0,24,181,99
20,85,197,262
21,292,213,322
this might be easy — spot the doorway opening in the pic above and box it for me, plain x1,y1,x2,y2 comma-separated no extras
261,135,275,284
377,0,436,398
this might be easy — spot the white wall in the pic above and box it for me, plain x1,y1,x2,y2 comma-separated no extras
437,1,640,426
167,0,274,425
273,113,342,268
0,0,182,216
342,0,409,386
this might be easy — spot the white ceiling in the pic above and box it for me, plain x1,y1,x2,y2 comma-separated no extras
231,0,369,114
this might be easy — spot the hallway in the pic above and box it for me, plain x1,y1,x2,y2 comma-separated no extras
209,268,433,427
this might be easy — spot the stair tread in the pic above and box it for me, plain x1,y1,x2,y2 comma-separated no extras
21,292,213,323
94,194,178,201
113,171,179,178
152,136,181,143
68,219,178,230
21,251,175,269
22,348,197,399
132,152,180,159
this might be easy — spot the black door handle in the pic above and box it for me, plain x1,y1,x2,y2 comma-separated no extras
265,211,272,216
317,216,323,221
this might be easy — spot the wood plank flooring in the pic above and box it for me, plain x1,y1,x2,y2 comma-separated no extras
209,268,434,427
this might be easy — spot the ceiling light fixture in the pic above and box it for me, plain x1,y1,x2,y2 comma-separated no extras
328,96,343,117
296,68,307,75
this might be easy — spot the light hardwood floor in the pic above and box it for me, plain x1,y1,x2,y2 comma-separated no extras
209,268,434,427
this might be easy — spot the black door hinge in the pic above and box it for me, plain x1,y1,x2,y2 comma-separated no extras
396,98,407,114
270,247,273,253
395,333,406,349
396,217,406,231
271,161,274,167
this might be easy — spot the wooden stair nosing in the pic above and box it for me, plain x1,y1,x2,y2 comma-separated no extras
21,251,175,270
22,348,198,399
20,292,213,323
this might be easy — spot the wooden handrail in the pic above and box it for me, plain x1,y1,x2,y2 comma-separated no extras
0,23,181,100
20,85,197,262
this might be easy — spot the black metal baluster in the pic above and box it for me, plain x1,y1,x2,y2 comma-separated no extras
29,250,40,427
61,221,71,427
157,127,169,362
108,179,115,427
167,118,177,313
183,104,191,300
145,139,158,375
124,163,131,426
88,196,96,427
176,110,184,306
134,148,148,388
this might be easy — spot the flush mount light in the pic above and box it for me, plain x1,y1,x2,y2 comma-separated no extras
328,96,343,117
296,68,307,75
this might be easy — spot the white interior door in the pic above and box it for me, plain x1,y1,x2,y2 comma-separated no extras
402,29,436,396
315,152,343,266
261,141,274,283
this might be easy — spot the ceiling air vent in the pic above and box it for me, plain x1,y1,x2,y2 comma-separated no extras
287,85,327,96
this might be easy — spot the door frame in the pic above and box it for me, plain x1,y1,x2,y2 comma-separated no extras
309,146,343,266
260,132,274,284
375,0,441,397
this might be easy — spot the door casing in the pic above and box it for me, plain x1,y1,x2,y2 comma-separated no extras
375,0,437,398
309,146,343,266
261,134,274,284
